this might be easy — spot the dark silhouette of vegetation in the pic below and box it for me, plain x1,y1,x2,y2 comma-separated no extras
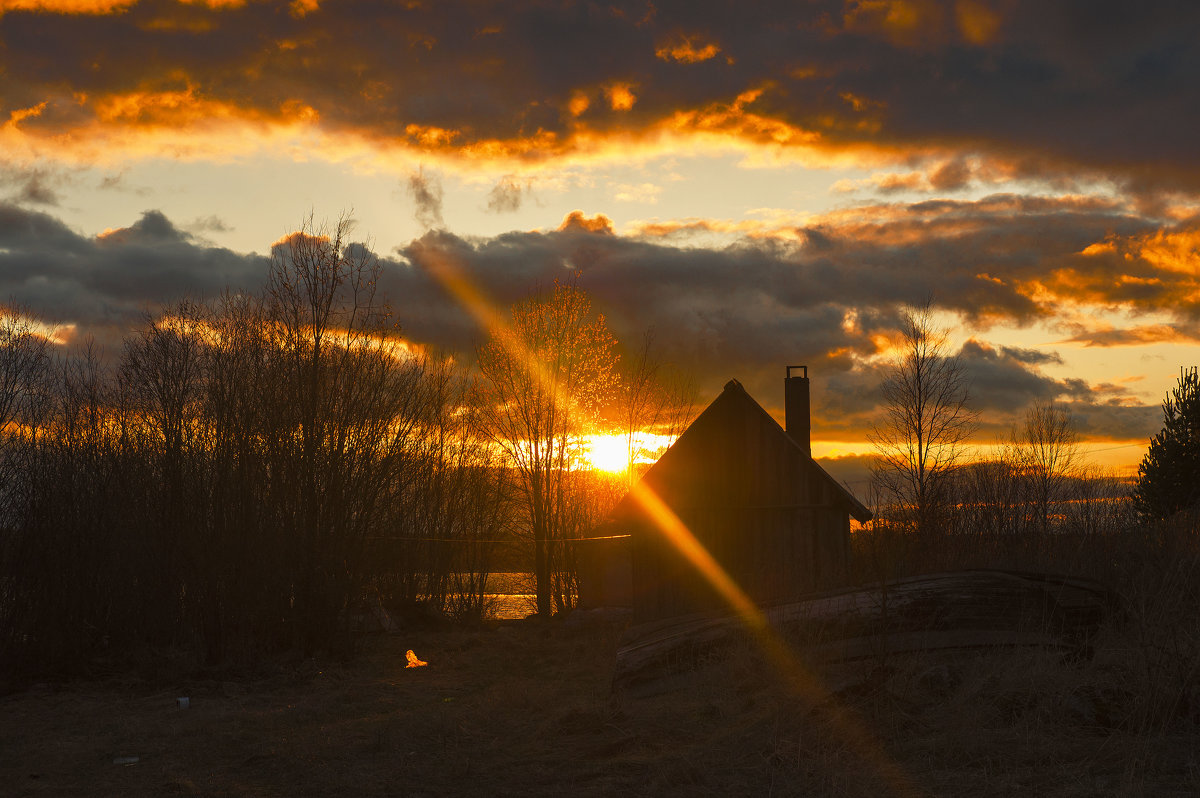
869,302,977,538
1133,366,1200,522
0,217,511,675
0,221,701,677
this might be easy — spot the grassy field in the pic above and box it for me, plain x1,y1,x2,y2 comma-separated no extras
3,611,1200,798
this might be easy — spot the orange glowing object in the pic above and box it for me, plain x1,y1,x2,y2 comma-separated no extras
405,650,427,668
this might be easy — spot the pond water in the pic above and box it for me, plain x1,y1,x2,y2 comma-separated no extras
480,572,535,620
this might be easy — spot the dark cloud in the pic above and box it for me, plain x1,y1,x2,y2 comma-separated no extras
16,172,60,205
405,168,444,230
4,2,1200,193
485,176,528,214
0,198,1176,443
96,209,190,246
386,193,1194,440
958,339,1066,413
1,165,65,206
929,159,972,192
97,171,151,195
0,203,267,348
185,214,232,234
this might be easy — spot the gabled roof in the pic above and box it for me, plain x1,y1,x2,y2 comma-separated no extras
716,379,872,522
613,378,872,523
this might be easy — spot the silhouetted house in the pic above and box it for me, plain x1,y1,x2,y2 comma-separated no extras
576,368,872,622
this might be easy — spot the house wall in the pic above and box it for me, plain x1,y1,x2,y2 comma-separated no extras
624,390,852,621
574,536,633,609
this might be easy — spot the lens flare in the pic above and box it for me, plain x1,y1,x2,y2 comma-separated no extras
418,245,916,796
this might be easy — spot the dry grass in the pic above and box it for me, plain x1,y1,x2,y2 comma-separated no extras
2,607,1200,798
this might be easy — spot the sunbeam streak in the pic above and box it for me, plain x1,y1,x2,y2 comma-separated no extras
418,248,594,424
424,244,917,795
627,479,920,796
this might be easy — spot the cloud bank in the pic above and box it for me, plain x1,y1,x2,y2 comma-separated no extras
3,0,1200,196
4,192,1180,441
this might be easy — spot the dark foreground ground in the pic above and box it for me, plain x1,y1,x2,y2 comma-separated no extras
2,617,1199,797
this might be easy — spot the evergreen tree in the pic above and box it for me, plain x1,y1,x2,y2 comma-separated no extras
1132,367,1200,521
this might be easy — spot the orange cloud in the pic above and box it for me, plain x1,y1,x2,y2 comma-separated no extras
567,91,590,117
655,34,722,64
5,102,47,129
178,0,246,8
1060,323,1196,348
558,210,613,234
0,0,1195,198
0,0,135,12
628,216,808,242
1132,227,1200,276
605,82,637,111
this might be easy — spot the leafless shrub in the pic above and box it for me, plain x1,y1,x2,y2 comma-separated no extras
0,217,520,674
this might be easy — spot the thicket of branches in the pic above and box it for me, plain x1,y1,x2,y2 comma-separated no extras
0,222,699,678
0,218,511,676
861,302,1162,586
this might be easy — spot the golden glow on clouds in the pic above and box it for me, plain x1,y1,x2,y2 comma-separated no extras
604,83,638,112
0,0,134,12
177,0,245,8
567,91,590,117
628,215,811,242
4,102,48,129
557,210,614,234
1133,227,1200,276
654,34,723,64
0,69,919,180
403,123,459,148
94,87,243,126
1062,322,1194,347
1079,240,1117,257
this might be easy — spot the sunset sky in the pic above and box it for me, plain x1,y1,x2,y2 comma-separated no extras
2,0,1198,478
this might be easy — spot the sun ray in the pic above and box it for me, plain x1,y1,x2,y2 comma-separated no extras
626,479,919,796
422,244,916,795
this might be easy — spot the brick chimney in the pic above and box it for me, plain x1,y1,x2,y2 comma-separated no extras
785,365,811,456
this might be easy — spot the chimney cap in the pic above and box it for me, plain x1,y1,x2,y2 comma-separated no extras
786,365,808,379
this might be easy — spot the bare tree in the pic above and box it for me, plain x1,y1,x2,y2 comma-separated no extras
477,282,618,616
1011,399,1080,535
0,306,52,526
0,307,52,435
869,302,977,537
264,212,428,651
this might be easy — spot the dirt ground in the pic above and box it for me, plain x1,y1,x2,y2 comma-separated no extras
2,618,1199,797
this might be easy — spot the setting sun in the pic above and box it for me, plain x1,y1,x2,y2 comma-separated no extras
584,433,632,473
584,431,678,473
